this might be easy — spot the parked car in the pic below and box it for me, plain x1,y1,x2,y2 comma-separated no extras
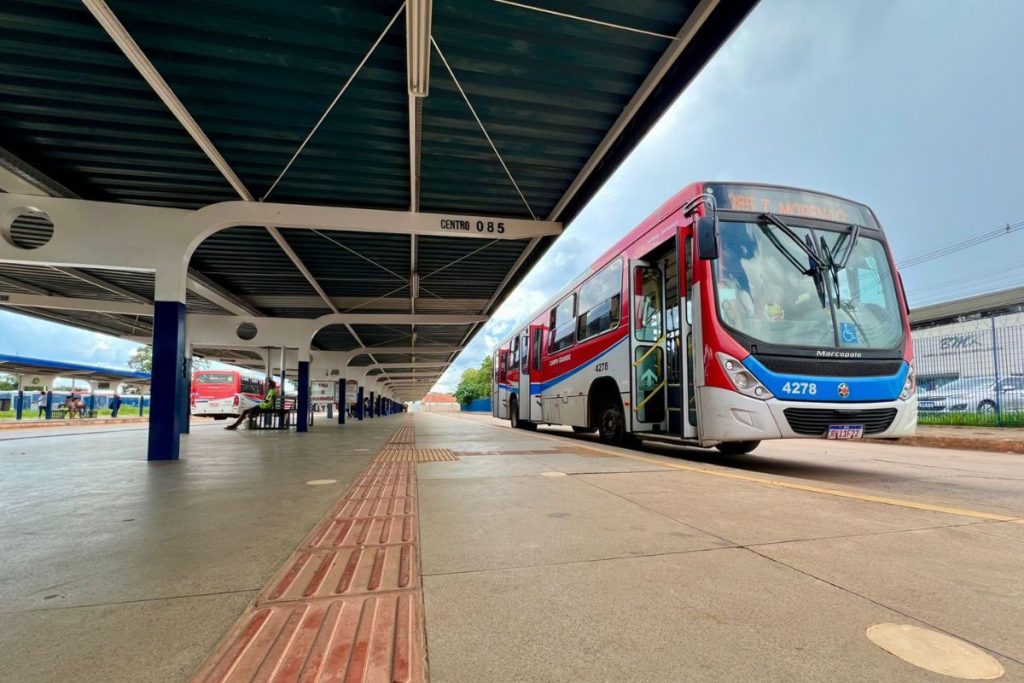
918,376,1024,414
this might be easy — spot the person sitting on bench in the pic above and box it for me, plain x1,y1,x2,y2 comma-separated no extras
225,379,277,430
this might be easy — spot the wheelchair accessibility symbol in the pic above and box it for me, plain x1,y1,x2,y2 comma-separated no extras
839,322,859,345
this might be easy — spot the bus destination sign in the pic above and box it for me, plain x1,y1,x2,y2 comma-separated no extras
704,183,877,227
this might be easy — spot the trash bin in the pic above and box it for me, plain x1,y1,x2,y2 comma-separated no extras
0,397,11,411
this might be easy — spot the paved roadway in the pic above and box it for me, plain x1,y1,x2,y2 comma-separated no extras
0,413,1020,681
419,413,1023,682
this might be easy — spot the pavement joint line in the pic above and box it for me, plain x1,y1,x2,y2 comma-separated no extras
0,587,262,616
743,545,1024,668
571,463,1001,551
420,544,742,578
522,429,1024,524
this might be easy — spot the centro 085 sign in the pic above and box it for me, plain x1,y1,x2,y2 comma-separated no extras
439,218,505,234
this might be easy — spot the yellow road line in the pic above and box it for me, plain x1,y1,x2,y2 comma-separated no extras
528,431,1024,525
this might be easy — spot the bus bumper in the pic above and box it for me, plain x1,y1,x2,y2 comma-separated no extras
698,386,918,443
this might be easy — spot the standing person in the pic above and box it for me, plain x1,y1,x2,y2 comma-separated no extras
110,393,122,418
37,389,46,418
225,379,277,430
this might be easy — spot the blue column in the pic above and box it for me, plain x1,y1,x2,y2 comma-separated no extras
297,360,310,433
368,391,375,418
87,391,96,416
45,390,53,420
338,378,346,424
15,389,23,420
357,386,364,421
179,356,191,434
147,301,186,461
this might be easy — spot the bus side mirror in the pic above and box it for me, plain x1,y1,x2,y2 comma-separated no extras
696,216,719,260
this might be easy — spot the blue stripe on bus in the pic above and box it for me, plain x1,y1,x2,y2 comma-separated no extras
742,355,909,402
530,337,627,395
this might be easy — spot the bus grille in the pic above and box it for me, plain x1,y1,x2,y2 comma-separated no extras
783,408,897,436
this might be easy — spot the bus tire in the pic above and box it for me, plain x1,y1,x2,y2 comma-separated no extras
716,440,760,456
572,425,596,434
597,395,629,446
509,397,519,429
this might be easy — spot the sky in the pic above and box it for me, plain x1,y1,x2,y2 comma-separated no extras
2,0,1024,394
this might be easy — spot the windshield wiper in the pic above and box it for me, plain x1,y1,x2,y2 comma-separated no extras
829,223,862,271
759,213,827,307
819,224,863,307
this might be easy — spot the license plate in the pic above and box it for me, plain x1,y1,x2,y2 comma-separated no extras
827,425,864,440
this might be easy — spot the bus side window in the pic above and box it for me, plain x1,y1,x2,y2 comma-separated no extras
548,295,576,352
510,337,519,371
576,259,623,341
498,350,508,383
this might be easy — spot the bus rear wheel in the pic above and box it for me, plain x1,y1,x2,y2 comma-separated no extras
509,398,519,428
598,396,628,446
716,441,760,456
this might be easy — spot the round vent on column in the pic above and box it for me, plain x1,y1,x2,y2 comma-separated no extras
3,209,54,250
236,321,258,341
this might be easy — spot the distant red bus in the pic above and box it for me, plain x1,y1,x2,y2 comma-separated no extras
190,370,265,419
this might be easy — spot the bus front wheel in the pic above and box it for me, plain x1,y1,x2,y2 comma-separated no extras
598,396,628,446
716,441,760,456
509,398,519,429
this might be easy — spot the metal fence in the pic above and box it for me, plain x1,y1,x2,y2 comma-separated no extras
913,316,1024,427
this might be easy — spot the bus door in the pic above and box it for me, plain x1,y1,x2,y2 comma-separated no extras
518,329,531,423
629,260,668,433
668,234,698,439
529,325,544,423
495,349,509,419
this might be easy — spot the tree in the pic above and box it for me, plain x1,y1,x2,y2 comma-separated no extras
454,356,493,405
0,373,17,390
127,345,152,373
127,345,210,373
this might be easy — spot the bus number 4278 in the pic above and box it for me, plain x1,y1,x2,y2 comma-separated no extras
782,381,817,395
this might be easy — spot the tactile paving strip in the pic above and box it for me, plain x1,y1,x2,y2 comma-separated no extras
192,593,424,683
192,419,426,682
388,424,416,445
263,545,418,601
374,447,458,463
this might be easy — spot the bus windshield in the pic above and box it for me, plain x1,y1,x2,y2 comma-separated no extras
714,220,903,350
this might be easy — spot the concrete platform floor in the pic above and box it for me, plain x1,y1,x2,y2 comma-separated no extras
1,412,1022,681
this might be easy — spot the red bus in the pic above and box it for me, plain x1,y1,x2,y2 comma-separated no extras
190,370,265,419
493,182,917,453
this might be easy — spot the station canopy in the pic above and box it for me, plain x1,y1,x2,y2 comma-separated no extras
0,0,757,396
0,352,150,385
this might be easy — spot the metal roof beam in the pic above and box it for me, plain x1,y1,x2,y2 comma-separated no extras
186,268,261,317
0,292,151,316
546,0,721,221
52,267,150,304
364,362,449,371
83,0,342,320
1,141,240,317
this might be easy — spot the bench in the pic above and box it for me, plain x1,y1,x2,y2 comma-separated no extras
246,399,296,430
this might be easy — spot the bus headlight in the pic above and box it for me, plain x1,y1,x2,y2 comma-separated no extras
899,361,916,400
717,353,773,400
